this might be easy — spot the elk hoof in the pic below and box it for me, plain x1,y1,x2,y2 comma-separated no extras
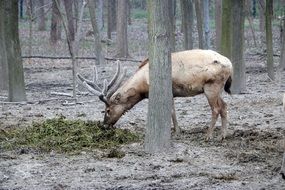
205,135,213,142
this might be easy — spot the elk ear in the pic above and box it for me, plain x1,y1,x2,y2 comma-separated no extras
126,88,136,101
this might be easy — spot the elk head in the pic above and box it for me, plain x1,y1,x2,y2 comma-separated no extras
77,61,127,127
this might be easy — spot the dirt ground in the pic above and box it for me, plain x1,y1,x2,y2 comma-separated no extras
1,18,285,189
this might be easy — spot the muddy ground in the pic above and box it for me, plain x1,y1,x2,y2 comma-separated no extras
1,18,285,189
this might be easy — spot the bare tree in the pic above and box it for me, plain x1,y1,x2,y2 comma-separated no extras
203,0,210,49
0,0,26,101
145,0,172,153
116,0,129,58
181,0,193,50
56,0,86,99
37,0,46,31
98,0,104,30
63,0,75,41
50,0,62,44
231,0,246,93
215,0,222,51
194,0,204,49
0,1,8,91
265,0,274,80
259,0,265,32
87,0,104,65
221,0,232,59
280,17,285,70
168,0,176,51
107,0,116,39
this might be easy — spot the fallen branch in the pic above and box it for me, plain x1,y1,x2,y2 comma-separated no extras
50,91,73,97
21,55,142,62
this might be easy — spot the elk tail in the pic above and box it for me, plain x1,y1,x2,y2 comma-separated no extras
224,76,232,94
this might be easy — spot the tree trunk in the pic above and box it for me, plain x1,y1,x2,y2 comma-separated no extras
116,0,129,58
280,17,285,70
221,0,232,59
145,0,172,154
265,0,274,80
215,0,222,51
181,0,193,50
37,0,46,31
194,0,204,49
0,1,8,91
168,0,176,52
98,0,104,30
87,0,104,65
259,0,265,32
107,0,116,39
231,0,246,94
203,0,210,49
63,0,75,41
50,0,61,44
1,0,26,101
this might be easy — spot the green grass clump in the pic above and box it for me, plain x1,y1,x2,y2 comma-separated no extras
0,116,139,153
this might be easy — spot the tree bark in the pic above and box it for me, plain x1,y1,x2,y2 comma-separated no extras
145,0,172,154
98,0,104,30
265,0,274,80
37,0,46,31
231,0,246,94
63,0,75,41
116,0,129,58
203,0,210,49
0,1,8,91
50,0,61,44
168,0,176,52
107,0,116,39
181,0,193,50
194,0,204,49
221,0,232,59
280,18,285,70
87,0,104,65
1,0,26,101
259,0,265,32
215,0,222,51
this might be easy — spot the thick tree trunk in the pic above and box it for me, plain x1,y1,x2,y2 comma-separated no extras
265,0,274,80
1,0,26,101
145,0,172,154
63,0,75,41
107,0,116,39
168,0,176,52
194,0,204,49
231,0,246,94
215,0,222,51
0,1,8,91
37,0,46,31
116,0,129,58
181,0,193,50
221,0,232,59
87,0,104,65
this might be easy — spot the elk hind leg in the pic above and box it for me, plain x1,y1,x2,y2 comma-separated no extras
204,84,221,141
220,98,228,140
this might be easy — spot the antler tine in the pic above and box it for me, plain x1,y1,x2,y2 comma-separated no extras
107,68,127,98
107,61,121,90
82,81,102,96
102,79,108,96
92,66,98,84
77,73,102,92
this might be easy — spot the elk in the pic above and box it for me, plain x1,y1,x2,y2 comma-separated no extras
78,49,233,140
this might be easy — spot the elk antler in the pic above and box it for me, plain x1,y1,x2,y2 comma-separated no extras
77,61,126,105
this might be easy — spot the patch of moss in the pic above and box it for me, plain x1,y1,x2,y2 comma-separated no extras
0,116,140,153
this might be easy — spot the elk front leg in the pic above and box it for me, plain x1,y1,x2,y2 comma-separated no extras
172,99,180,135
